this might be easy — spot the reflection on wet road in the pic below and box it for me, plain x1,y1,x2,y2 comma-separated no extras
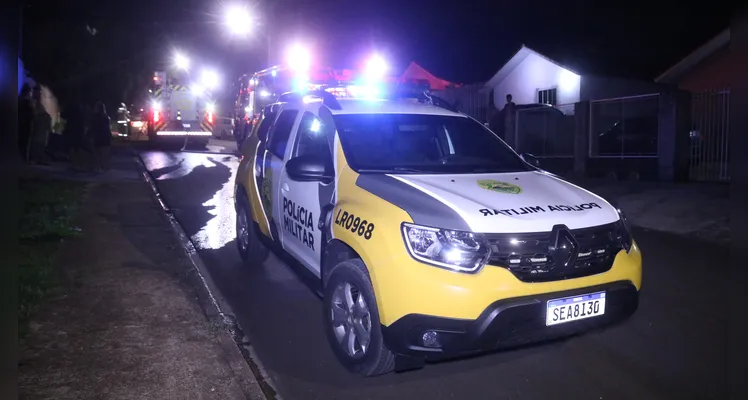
140,151,239,251
139,148,728,400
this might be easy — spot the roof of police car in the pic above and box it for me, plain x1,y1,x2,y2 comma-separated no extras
327,98,466,117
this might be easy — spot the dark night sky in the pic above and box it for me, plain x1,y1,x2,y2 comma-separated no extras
21,0,733,107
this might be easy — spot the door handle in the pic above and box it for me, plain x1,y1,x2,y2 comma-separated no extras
281,182,290,192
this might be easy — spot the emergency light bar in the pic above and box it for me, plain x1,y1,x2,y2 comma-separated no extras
250,53,455,110
279,81,456,112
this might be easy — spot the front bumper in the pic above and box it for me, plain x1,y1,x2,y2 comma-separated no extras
381,280,638,359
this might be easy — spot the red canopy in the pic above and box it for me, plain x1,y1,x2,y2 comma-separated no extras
398,62,458,91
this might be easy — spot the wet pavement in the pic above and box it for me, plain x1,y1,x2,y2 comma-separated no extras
139,148,728,400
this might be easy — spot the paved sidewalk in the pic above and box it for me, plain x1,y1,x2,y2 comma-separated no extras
572,178,730,246
19,149,265,399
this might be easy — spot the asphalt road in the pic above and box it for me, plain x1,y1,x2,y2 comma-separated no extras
139,148,728,400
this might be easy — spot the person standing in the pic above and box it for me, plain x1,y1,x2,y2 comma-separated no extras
62,102,88,171
501,94,517,148
28,87,51,165
90,102,112,172
18,85,34,162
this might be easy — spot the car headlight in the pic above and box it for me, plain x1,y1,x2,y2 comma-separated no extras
616,208,633,252
402,223,492,273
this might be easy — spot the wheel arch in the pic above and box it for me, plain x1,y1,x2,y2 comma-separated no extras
234,182,249,209
322,239,362,288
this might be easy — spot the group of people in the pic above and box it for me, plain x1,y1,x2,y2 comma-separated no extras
19,85,113,172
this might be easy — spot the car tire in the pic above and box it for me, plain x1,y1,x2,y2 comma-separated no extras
323,258,395,377
236,195,269,267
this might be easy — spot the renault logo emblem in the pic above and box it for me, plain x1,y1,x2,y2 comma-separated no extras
549,225,579,269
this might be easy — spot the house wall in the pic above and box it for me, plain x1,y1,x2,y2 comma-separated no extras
675,46,735,91
490,52,581,108
580,76,665,101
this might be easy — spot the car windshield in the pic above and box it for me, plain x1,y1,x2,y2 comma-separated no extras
333,113,532,174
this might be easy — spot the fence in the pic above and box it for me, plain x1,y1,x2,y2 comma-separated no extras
589,94,659,158
433,83,489,123
514,103,575,158
689,88,730,182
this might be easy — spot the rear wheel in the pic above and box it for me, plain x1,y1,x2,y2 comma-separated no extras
236,195,269,267
324,259,395,377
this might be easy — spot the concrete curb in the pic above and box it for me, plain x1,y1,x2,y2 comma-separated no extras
129,148,280,400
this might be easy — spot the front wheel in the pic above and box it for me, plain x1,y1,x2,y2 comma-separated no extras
323,258,395,377
236,196,269,267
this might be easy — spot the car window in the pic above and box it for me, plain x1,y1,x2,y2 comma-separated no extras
294,112,329,158
267,109,298,158
256,110,277,142
333,113,531,174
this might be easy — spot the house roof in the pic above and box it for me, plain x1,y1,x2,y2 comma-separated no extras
483,45,579,90
655,28,730,83
399,61,457,91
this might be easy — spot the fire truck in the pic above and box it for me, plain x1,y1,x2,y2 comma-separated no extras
147,70,216,146
232,62,391,148
233,67,292,148
230,52,458,149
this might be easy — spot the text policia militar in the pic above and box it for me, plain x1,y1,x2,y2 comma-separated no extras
479,202,603,217
283,196,315,251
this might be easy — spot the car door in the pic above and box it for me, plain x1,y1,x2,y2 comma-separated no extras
262,106,300,242
278,110,331,275
246,106,278,238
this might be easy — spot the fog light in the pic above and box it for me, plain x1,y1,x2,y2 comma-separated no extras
422,330,440,348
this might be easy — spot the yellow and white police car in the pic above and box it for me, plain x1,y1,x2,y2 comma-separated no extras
234,70,641,377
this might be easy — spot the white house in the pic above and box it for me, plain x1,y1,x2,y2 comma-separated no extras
483,46,581,110
483,45,665,114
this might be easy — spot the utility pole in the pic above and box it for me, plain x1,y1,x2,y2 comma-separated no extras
19,1,25,58
265,0,277,66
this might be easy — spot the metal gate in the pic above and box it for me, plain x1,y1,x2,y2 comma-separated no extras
689,88,730,182
515,104,575,157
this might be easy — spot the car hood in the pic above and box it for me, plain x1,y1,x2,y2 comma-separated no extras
387,171,619,233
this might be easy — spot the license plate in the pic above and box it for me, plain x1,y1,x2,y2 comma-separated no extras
546,291,606,326
182,123,191,128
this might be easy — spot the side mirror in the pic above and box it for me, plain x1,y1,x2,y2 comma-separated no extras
520,153,541,168
286,155,334,183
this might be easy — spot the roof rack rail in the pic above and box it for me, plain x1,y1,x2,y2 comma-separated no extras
277,90,342,110
427,93,458,112
389,87,458,113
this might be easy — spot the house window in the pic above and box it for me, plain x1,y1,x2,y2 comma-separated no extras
538,88,557,106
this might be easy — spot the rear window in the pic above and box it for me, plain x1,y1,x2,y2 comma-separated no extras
257,111,276,141
267,110,298,158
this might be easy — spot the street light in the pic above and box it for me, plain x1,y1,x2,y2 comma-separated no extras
174,52,190,70
191,84,205,96
201,69,220,90
225,4,252,36
287,44,310,71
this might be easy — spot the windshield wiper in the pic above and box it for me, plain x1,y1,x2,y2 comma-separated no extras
357,167,425,174
467,167,525,173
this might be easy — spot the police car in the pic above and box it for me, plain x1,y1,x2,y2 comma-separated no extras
234,63,642,377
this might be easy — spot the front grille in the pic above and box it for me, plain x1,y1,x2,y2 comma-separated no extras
484,222,626,282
